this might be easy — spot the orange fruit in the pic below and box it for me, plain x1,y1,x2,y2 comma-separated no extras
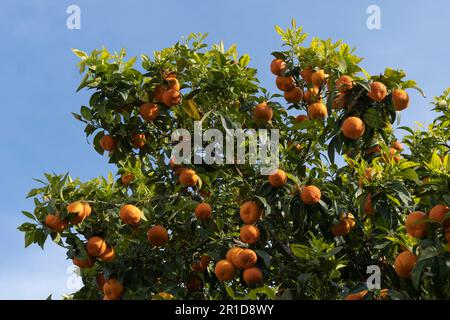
243,267,263,286
405,211,428,238
270,59,286,76
391,140,403,152
332,93,347,110
303,86,321,104
186,276,202,292
345,290,368,300
364,193,375,215
240,201,263,224
103,279,124,300
200,255,211,269
99,135,116,152
147,225,169,246
67,201,87,224
215,260,236,281
300,67,313,84
341,213,356,229
268,169,287,188
331,219,352,237
284,87,303,103
194,203,212,220
119,204,142,226
139,102,159,121
154,292,174,300
253,101,273,122
392,89,409,111
295,114,308,122
154,85,165,102
162,88,181,107
275,76,295,91
45,214,68,233
300,185,321,205
179,169,198,187
131,133,147,149
166,77,180,91
98,246,115,262
308,102,328,119
169,158,185,176
366,145,381,155
240,225,260,244
97,273,106,290
428,204,450,223
226,247,244,269
367,81,387,102
394,251,418,279
236,249,258,269
358,168,374,187
87,236,107,257
72,256,95,269
311,69,327,87
121,173,134,186
335,75,353,93
342,116,365,140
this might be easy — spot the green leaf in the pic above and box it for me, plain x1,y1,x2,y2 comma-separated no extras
255,249,272,268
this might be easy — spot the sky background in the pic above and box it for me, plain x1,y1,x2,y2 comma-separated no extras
0,0,449,299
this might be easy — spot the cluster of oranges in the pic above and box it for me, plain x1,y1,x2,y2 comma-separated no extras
45,201,91,233
72,235,115,269
98,73,183,154
394,204,450,280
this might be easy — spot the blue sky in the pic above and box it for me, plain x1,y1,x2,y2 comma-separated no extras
0,0,449,299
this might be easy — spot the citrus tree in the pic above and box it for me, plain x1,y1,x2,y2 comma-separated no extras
19,20,450,300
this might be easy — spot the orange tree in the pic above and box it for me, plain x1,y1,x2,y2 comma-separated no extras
19,21,450,300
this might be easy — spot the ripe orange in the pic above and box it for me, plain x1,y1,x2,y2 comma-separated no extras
331,219,352,237
345,290,368,300
367,81,387,102
335,75,353,93
166,77,180,91
147,225,169,246
253,102,273,122
295,114,308,122
162,88,181,107
364,193,375,215
179,169,198,187
67,201,87,224
275,76,295,91
428,204,450,223
358,168,374,187
154,85,165,102
82,202,92,218
99,135,116,152
45,214,68,233
303,86,320,104
284,87,303,103
342,213,356,229
154,292,174,300
270,59,286,76
119,204,142,226
240,225,260,244
332,93,347,110
226,247,244,268
243,267,263,286
87,236,107,257
169,158,185,176
392,89,409,111
200,255,211,269
308,102,328,119
236,249,258,269
268,169,287,188
215,260,236,281
240,201,263,224
391,140,403,152
394,251,418,279
186,276,202,292
366,145,381,155
195,203,212,220
342,116,365,140
300,66,313,84
131,133,147,149
405,211,428,238
300,185,321,205
103,279,124,300
72,256,95,269
311,69,327,87
139,102,159,121
121,173,134,186
98,246,115,262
